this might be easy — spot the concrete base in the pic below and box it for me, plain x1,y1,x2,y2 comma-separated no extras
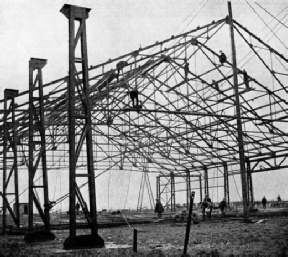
24,230,55,243
64,234,105,250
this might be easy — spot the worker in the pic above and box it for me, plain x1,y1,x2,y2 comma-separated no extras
243,69,249,88
184,61,190,80
219,51,227,65
75,202,80,215
219,198,228,218
116,61,128,81
212,80,219,91
201,194,212,219
154,199,164,219
129,89,139,108
262,196,267,211
277,195,281,207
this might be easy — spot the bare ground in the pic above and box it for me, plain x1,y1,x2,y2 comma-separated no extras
0,216,288,256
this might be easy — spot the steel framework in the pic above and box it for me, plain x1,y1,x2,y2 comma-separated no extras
1,2,288,235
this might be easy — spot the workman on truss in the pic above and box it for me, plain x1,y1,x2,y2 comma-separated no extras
212,80,219,91
243,69,249,88
129,88,142,112
184,61,190,80
116,60,128,81
219,51,227,65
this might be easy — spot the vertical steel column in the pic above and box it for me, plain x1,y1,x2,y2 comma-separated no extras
223,162,230,207
61,5,103,249
170,171,175,212
199,175,203,202
228,1,249,220
2,89,20,233
156,176,160,200
28,58,51,235
204,166,209,197
186,170,191,209
246,159,254,206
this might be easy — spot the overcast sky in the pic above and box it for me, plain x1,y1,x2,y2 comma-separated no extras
1,0,288,211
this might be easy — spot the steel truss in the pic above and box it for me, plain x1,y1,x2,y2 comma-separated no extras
1,2,288,228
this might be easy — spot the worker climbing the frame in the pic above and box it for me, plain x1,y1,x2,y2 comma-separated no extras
116,60,128,81
184,60,190,80
129,86,142,113
243,69,249,88
219,50,227,65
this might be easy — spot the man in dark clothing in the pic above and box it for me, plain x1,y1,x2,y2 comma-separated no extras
219,51,227,65
154,199,164,219
277,195,282,207
75,202,80,215
243,69,249,88
184,62,189,80
262,196,267,210
129,89,139,108
201,195,212,219
219,198,228,218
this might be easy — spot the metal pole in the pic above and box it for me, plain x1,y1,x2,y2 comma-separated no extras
246,159,254,206
186,170,191,210
133,229,138,252
2,93,8,234
223,162,230,207
199,176,202,203
227,1,249,221
183,191,195,255
204,166,208,197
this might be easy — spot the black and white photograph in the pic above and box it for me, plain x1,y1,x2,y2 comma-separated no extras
0,0,288,256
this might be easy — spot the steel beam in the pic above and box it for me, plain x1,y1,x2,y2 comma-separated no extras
186,170,191,209
60,4,104,249
170,171,176,212
204,166,209,197
246,159,254,206
223,162,230,207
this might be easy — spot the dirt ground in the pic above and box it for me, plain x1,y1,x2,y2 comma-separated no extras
0,216,288,256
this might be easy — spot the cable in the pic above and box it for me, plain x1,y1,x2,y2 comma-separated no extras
255,3,288,29
245,1,288,49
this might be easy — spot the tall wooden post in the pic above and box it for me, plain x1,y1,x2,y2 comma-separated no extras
228,1,249,220
2,89,20,234
60,4,104,249
25,58,55,243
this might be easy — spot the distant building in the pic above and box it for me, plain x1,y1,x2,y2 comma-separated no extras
13,203,28,215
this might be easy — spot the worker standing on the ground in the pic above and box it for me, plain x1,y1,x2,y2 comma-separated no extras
219,198,228,218
219,51,227,65
154,198,164,219
75,202,80,215
201,194,212,220
262,196,267,211
277,195,281,207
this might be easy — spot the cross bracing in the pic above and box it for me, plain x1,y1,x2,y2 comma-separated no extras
1,15,288,216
